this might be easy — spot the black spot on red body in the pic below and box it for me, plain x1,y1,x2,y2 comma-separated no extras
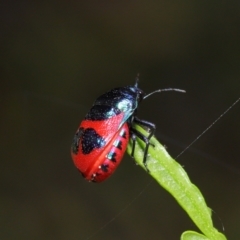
81,128,106,154
71,127,84,154
71,127,106,155
113,139,122,150
101,164,109,172
91,173,100,182
120,129,127,139
107,151,117,162
116,141,122,150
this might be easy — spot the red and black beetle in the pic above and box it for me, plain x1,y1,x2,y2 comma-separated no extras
71,78,184,182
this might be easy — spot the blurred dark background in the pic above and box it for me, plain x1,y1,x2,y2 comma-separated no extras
1,1,240,240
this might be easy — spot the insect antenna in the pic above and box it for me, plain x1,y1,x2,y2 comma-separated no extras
144,88,186,99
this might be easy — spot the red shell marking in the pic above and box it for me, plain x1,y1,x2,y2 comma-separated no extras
71,113,130,182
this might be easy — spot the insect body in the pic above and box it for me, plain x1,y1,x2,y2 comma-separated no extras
71,79,184,182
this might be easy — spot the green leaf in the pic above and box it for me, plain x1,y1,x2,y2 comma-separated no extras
181,231,210,240
127,124,227,240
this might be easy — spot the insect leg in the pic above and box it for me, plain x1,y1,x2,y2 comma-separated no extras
130,126,153,171
133,117,156,140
